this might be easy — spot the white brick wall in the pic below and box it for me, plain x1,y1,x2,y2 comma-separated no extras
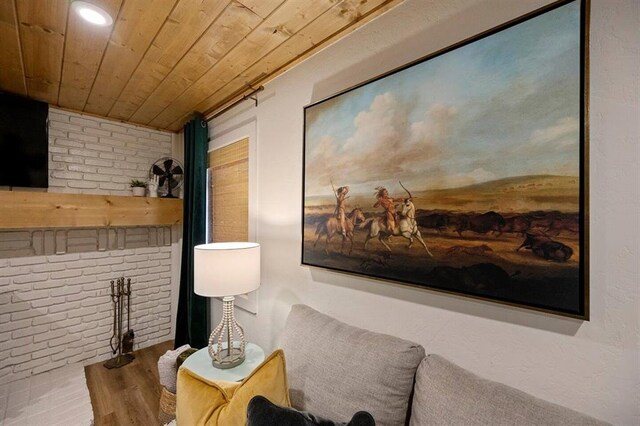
0,246,172,384
48,108,173,195
0,227,173,258
0,108,180,384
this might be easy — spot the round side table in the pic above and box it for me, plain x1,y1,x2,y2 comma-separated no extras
180,343,265,382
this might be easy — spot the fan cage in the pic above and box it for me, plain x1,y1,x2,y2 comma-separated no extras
149,157,184,198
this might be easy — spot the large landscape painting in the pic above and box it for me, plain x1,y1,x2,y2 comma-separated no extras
302,0,588,318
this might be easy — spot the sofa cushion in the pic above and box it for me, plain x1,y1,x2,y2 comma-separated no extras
247,395,376,426
280,304,425,426
176,349,290,425
410,354,608,426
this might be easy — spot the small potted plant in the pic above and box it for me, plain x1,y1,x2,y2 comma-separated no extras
130,179,147,197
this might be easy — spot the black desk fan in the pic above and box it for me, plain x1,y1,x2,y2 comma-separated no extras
149,157,184,198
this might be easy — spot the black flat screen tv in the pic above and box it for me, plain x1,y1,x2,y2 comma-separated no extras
0,93,48,188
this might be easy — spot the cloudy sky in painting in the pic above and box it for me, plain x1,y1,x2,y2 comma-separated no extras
304,1,581,197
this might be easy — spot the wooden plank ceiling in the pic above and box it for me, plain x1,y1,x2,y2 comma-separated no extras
0,0,402,132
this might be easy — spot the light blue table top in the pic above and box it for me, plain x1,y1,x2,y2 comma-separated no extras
181,343,265,382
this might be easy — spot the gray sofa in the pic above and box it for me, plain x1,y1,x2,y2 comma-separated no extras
280,305,607,426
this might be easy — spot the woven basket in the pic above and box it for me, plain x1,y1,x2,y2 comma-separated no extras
158,386,176,425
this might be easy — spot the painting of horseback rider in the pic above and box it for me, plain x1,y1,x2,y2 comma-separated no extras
373,186,399,233
334,185,349,236
301,0,587,318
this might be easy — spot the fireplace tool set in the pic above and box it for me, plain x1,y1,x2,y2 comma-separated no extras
104,277,135,369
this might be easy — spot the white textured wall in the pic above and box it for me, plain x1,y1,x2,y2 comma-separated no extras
170,132,185,341
48,107,172,195
210,0,639,424
0,109,179,383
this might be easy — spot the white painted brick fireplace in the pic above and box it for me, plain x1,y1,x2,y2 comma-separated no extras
0,108,182,384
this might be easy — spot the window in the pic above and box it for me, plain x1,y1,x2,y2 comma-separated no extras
207,120,257,314
208,138,249,242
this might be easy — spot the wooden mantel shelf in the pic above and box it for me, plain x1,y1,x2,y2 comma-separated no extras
0,191,183,229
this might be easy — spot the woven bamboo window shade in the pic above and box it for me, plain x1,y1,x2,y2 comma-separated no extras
208,138,249,242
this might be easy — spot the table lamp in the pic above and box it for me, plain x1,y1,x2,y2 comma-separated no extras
194,242,260,369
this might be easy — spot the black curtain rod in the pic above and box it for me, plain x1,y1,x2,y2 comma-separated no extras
206,86,264,121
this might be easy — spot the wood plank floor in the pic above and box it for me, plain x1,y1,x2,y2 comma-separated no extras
85,341,174,426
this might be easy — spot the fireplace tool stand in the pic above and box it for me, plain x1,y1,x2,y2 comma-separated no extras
104,277,135,369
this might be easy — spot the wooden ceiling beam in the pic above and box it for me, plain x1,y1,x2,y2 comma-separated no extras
128,1,262,125
106,0,232,121
57,0,123,110
0,0,402,131
15,0,68,104
148,0,338,128
0,0,26,96
83,0,178,116
193,0,405,126
235,0,286,19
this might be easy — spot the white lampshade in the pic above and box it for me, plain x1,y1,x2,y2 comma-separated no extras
194,242,260,297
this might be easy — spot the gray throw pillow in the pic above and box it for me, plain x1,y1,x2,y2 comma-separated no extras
247,395,375,426
279,304,425,425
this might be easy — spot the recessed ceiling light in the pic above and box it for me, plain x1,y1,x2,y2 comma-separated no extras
71,1,113,27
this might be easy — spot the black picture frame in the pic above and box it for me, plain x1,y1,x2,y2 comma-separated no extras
301,0,590,320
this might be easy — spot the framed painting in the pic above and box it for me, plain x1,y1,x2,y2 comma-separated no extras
302,0,589,319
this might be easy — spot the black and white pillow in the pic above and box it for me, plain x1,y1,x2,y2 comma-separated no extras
247,395,375,426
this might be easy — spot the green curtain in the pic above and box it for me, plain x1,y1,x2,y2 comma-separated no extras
175,116,209,349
